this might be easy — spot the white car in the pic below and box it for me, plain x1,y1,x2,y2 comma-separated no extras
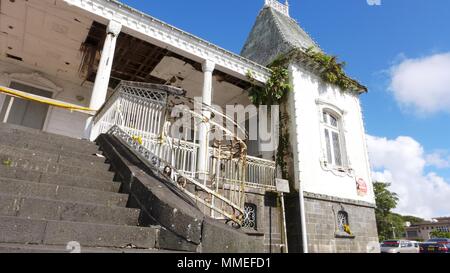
380,240,420,253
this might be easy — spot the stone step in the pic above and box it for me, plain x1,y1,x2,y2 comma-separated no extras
0,166,120,192
0,216,159,249
0,135,100,159
39,173,121,192
0,193,140,226
0,123,98,152
0,153,115,180
0,243,179,253
0,179,128,207
0,145,109,171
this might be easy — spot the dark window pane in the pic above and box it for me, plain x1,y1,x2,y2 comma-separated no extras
330,114,338,127
337,211,349,232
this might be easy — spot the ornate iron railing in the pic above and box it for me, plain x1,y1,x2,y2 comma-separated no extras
91,81,278,225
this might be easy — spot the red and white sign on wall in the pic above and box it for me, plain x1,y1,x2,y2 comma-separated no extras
356,178,368,196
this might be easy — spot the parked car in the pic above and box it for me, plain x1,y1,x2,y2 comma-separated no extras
410,241,421,253
420,238,450,253
380,240,420,253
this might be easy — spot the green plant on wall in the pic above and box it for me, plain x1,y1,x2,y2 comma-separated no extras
304,47,359,91
246,47,363,180
267,47,367,93
247,66,292,107
246,62,292,180
276,112,291,179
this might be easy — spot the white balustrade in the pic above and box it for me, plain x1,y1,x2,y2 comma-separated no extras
92,81,279,225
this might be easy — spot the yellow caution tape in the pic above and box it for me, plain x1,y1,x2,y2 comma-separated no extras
0,86,96,115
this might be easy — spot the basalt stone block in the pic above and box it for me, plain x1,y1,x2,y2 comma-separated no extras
57,201,140,226
96,136,134,184
0,216,46,244
48,163,114,180
156,227,199,252
97,134,204,245
39,173,120,192
0,154,113,180
0,179,128,207
0,127,99,154
130,174,204,244
57,155,109,171
0,165,41,182
0,194,17,216
0,145,59,162
200,217,265,253
0,123,91,145
13,196,138,225
43,220,158,249
0,178,57,197
96,134,267,253
54,186,128,207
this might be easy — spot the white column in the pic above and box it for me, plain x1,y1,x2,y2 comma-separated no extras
84,20,122,140
197,60,215,178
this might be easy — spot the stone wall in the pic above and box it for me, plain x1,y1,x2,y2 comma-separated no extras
303,192,380,253
244,189,284,253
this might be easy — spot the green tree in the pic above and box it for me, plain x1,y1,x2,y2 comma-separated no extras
373,182,405,241
402,215,423,225
429,230,450,239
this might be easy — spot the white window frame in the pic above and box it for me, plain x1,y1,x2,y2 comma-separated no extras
316,99,352,176
0,72,62,132
323,111,344,167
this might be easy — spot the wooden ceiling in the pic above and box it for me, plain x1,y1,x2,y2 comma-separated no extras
80,22,251,90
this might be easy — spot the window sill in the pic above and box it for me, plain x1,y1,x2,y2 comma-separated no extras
335,231,355,239
244,230,264,237
320,162,354,177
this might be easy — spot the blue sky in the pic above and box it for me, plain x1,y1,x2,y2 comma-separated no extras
120,0,450,217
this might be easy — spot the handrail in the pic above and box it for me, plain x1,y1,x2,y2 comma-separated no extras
109,126,244,223
91,81,278,226
0,86,96,115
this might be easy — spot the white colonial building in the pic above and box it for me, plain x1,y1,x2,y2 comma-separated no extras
0,0,379,253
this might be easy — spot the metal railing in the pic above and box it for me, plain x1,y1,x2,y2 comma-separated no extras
265,0,289,16
92,81,278,225
91,82,175,140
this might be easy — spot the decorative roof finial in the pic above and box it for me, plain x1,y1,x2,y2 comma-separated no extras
264,0,290,17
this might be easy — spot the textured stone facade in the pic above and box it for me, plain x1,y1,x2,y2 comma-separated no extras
244,189,284,253
241,6,319,66
303,192,380,253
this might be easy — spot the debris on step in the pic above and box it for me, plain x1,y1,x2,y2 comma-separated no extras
122,243,138,249
2,159,12,166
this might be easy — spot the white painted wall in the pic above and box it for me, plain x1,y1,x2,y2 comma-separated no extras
0,59,93,139
288,63,375,204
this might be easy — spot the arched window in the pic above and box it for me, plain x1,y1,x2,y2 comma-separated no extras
322,110,345,167
337,211,349,233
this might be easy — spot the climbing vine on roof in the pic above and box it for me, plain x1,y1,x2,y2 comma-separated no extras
275,47,367,93
245,47,365,181
304,47,365,92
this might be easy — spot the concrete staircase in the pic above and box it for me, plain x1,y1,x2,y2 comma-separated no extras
0,123,179,253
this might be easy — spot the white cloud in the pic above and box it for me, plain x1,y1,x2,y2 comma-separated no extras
425,151,450,169
389,53,450,114
366,135,450,218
